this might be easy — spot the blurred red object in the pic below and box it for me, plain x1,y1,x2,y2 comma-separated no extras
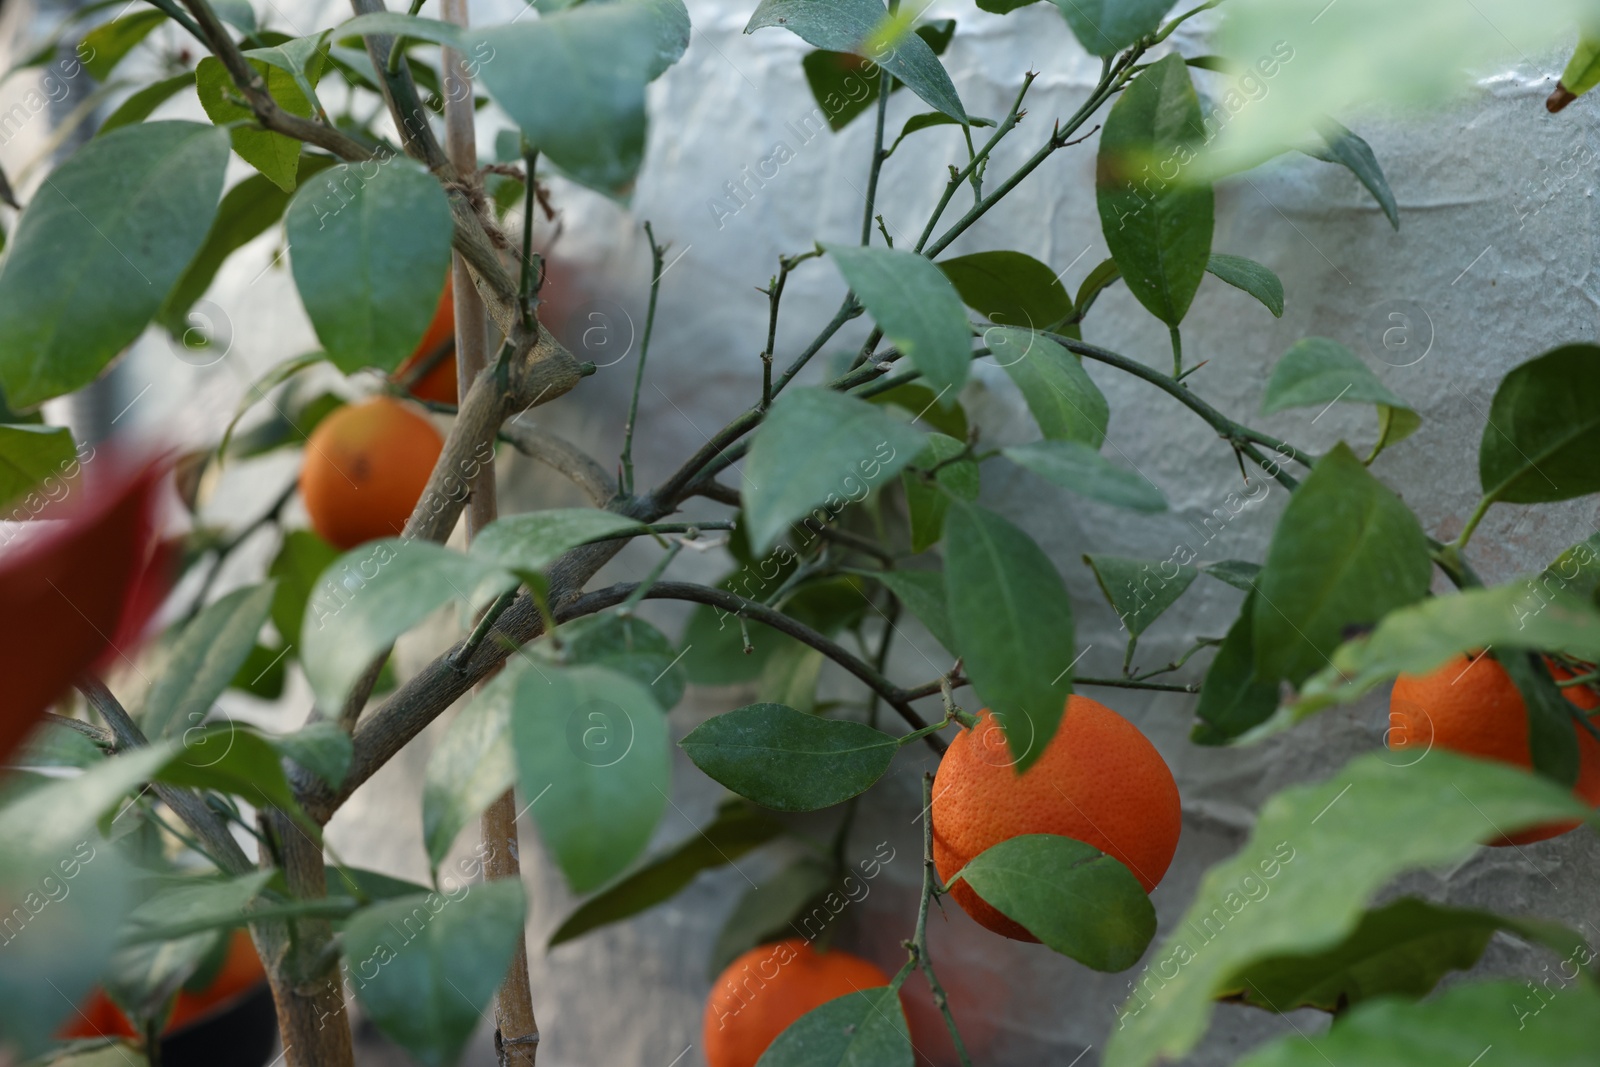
0,451,171,761
58,929,268,1041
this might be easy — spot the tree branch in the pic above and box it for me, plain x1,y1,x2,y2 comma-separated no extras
499,421,618,506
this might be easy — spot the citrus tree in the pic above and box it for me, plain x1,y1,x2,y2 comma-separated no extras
5,0,1600,1065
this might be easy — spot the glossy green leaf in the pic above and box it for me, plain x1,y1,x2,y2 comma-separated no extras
748,0,966,123
285,156,455,373
509,663,671,892
1096,53,1212,326
269,528,340,648
1479,344,1600,505
0,423,74,511
866,381,969,439
474,4,663,195
1302,119,1399,231
471,509,652,578
272,722,353,789
195,56,319,193
549,801,783,946
1251,443,1431,685
681,703,898,812
742,387,924,555
1260,337,1408,415
1191,590,1278,744
162,155,338,335
1004,440,1165,512
711,858,834,976
81,10,167,81
142,583,275,739
1049,0,1174,57
989,328,1108,447
1236,979,1600,1067
824,243,973,401
422,681,515,872
938,250,1072,328
0,122,228,410
1083,554,1196,636
943,500,1075,769
299,539,511,712
554,614,688,711
344,880,527,1067
1103,751,1591,1067
1219,897,1582,1013
757,981,913,1067
954,834,1156,971
902,433,978,553
99,71,196,135
1206,253,1283,316
1203,559,1260,591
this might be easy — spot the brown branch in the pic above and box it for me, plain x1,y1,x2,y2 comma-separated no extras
499,421,618,507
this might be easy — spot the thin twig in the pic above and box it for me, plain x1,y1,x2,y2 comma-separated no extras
622,223,667,495
910,771,975,1066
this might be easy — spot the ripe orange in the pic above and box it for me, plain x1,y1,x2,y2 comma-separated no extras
703,939,893,1067
1389,653,1600,845
933,697,1182,941
299,396,442,550
393,278,457,404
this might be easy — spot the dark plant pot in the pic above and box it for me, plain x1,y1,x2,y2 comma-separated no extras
160,982,277,1067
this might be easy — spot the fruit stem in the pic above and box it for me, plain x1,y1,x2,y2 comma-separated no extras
911,772,976,1067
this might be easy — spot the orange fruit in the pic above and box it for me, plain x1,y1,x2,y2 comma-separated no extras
932,697,1182,941
59,930,266,1040
299,397,442,550
1389,653,1600,845
393,278,457,404
703,939,893,1067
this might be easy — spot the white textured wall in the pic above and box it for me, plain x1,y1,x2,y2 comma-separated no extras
9,0,1600,1063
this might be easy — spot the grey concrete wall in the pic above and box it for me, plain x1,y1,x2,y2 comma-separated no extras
7,0,1600,1063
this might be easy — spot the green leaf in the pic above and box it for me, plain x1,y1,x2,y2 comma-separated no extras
902,433,978,553
1370,403,1422,461
756,642,826,714
943,500,1075,770
681,603,792,685
549,801,783,946
1234,978,1600,1067
799,23,960,132
299,540,511,712
885,110,994,155
422,681,515,873
757,980,912,1067
1074,256,1124,318
269,528,340,648
271,722,353,789
81,10,167,81
120,871,275,943
162,155,337,335
508,663,671,892
1219,897,1579,1013
710,858,834,976
824,243,973,401
1203,559,1260,591
229,641,286,699
977,0,1039,11
344,880,527,1067
681,703,898,811
285,156,455,374
866,380,969,439
1489,651,1581,787
989,328,1108,447
857,568,956,654
142,583,276,739
331,11,465,49
1479,344,1600,505
1251,443,1431,685
1048,0,1175,57
1095,53,1213,327
473,4,665,195
554,613,688,711
1542,532,1600,604
748,0,967,123
1004,440,1166,512
98,71,197,135
471,509,652,580
953,834,1156,971
195,56,319,193
156,725,314,830
1192,590,1279,744
1083,554,1196,637
0,423,74,511
0,122,229,410
1102,751,1591,1067
742,387,925,555
938,250,1072,328
1260,337,1408,415
1206,253,1283,317
1294,585,1600,716
1302,119,1399,231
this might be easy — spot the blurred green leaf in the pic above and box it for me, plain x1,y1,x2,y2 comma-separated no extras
710,857,833,976
553,614,688,710
825,243,973,401
860,568,955,655
938,250,1073,328
422,683,515,873
1192,590,1278,744
903,433,978,553
866,381,969,439
758,981,913,1067
143,583,276,740
99,71,196,135
1004,440,1166,512
269,528,340,648
989,328,1108,447
1261,337,1408,415
1049,0,1173,57
81,10,167,81
229,642,287,700
1203,559,1260,591
0,423,74,511
1479,344,1600,505
271,722,353,789
472,509,652,580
